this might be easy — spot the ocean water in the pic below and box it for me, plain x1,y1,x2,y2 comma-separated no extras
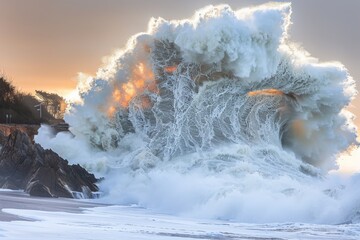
31,1,360,228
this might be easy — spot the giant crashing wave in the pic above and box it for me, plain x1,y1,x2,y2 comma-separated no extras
36,3,360,223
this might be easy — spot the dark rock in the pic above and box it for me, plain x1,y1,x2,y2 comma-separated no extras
0,124,40,142
0,131,6,146
26,180,53,198
51,123,70,133
0,130,99,198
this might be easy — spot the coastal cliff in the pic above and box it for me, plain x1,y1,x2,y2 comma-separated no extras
0,129,99,198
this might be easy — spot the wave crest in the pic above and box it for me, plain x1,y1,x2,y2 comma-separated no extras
36,2,359,223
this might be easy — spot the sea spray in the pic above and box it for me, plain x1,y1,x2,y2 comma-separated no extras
35,2,360,223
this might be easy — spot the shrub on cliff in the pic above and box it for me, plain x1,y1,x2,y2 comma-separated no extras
0,76,56,124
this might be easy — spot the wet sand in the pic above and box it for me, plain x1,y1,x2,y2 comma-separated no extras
0,190,105,222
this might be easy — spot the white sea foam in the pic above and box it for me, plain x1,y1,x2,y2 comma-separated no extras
1,206,360,239
35,2,360,223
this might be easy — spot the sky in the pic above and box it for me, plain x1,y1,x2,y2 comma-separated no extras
0,1,359,113
0,0,360,172
0,0,359,94
0,0,359,115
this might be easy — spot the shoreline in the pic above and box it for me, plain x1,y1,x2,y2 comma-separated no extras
0,189,106,222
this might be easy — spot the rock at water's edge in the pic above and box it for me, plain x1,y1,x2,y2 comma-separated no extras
0,130,99,198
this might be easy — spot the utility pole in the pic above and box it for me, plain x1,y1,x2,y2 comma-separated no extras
34,102,43,119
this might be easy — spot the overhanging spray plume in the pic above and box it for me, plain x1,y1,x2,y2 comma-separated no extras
36,3,360,223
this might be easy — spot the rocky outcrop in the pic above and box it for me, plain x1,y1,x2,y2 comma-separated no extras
0,131,6,147
0,124,40,142
0,130,99,198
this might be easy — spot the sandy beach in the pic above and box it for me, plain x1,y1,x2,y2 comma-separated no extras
0,190,104,222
